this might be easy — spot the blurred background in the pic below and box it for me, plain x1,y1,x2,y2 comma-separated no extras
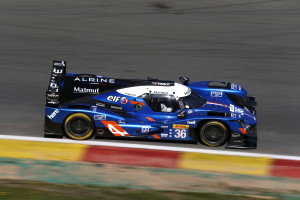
0,0,300,155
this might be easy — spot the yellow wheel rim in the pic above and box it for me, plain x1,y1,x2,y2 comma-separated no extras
64,113,94,140
200,122,227,147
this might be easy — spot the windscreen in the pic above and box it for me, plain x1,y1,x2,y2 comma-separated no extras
178,92,205,109
146,94,179,113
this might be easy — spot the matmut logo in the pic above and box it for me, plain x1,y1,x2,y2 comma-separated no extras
173,124,189,129
101,121,130,136
73,87,99,94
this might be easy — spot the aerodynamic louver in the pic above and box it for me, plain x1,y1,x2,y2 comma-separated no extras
225,93,246,108
208,81,230,89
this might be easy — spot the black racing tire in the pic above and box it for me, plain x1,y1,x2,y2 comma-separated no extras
64,113,94,140
199,121,228,147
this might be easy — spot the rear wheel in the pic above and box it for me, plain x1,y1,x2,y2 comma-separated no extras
199,121,228,147
64,113,94,140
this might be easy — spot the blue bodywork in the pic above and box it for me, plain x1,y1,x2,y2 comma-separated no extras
45,61,257,149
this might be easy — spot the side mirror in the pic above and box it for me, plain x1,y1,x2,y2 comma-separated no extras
179,77,189,85
246,96,257,106
177,110,187,118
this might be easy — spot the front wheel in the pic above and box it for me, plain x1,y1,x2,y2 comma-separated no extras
64,113,94,140
199,121,228,147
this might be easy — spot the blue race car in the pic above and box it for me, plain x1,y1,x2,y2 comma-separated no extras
45,61,257,149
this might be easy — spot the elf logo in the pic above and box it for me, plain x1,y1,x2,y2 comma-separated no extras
107,96,128,104
107,96,121,102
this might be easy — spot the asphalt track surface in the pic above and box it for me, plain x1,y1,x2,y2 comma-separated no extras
1,0,300,156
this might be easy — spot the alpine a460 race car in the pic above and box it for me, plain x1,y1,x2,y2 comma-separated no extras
45,61,257,149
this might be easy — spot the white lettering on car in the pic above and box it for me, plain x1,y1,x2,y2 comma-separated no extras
47,109,59,119
230,104,244,115
107,96,121,102
73,87,99,94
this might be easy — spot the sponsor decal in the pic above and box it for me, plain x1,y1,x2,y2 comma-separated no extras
124,93,137,97
230,104,244,115
48,63,65,92
231,83,241,91
47,109,59,119
211,91,223,97
91,106,97,112
161,125,168,128
231,113,242,118
120,97,128,104
161,133,168,138
141,126,150,133
188,109,193,114
74,77,115,84
53,68,64,74
53,61,65,67
187,120,196,125
47,100,59,105
107,96,121,102
110,105,122,110
152,82,172,86
231,83,238,90
47,92,59,99
94,115,106,120
49,75,60,92
73,87,99,94
149,90,169,95
135,99,144,102
173,124,189,129
232,133,240,138
49,82,58,90
118,119,126,124
96,102,105,107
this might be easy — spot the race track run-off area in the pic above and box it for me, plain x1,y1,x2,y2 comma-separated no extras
0,135,300,199
1,135,300,178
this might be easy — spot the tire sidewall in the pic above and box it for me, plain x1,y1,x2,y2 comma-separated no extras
64,113,94,140
199,121,228,147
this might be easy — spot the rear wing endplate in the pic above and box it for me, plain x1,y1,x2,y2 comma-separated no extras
46,61,66,107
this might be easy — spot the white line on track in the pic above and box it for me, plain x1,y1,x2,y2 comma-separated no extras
1,134,300,161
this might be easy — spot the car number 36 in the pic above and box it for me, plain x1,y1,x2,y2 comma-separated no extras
174,129,187,138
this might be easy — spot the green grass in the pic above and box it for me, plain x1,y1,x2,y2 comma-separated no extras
0,180,273,200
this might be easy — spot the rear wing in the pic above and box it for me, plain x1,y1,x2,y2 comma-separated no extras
45,60,117,107
46,61,66,107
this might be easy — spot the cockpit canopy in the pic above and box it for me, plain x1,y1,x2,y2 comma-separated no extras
142,92,205,113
